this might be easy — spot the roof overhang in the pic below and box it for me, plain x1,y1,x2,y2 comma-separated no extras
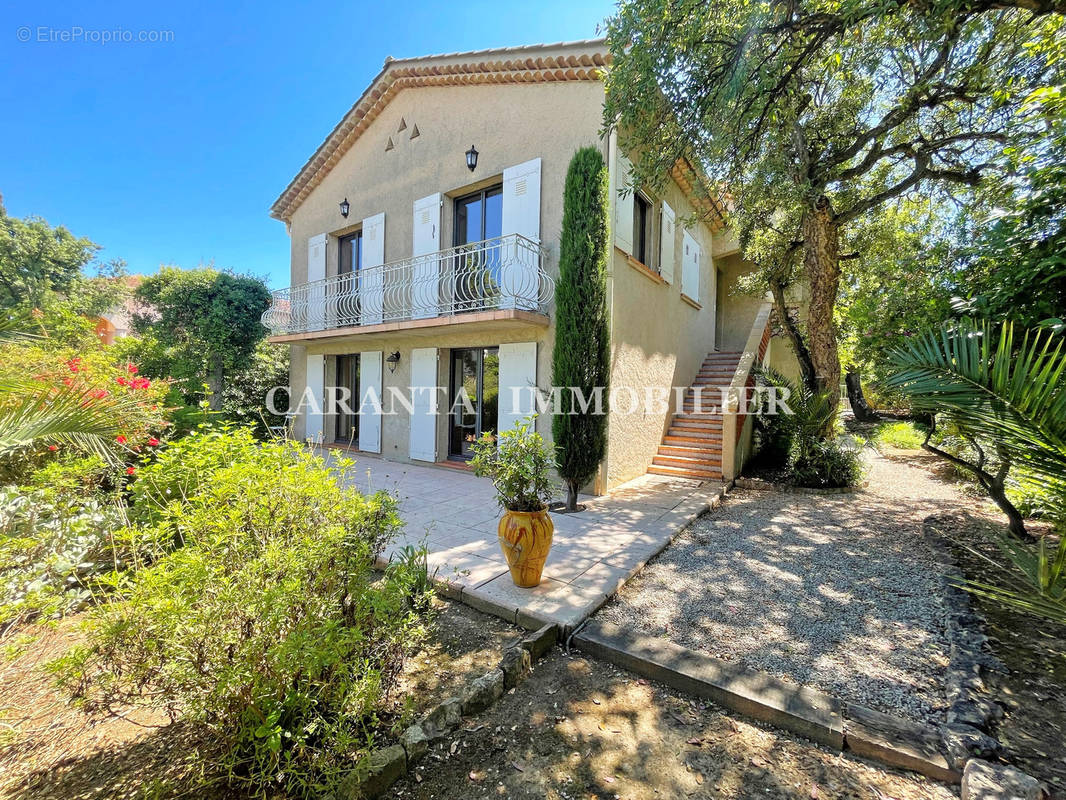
270,39,611,222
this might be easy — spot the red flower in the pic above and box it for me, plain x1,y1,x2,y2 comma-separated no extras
127,364,138,374
91,389,109,399
126,466,136,475
116,435,128,444
62,377,74,387
67,358,81,372
116,376,128,386
130,377,151,390
48,444,58,451
147,437,160,446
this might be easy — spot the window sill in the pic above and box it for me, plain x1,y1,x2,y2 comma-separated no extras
617,247,665,285
680,292,702,309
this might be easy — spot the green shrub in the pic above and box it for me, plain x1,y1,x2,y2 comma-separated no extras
470,416,556,511
127,424,262,526
872,421,928,450
53,439,428,797
0,486,127,632
25,454,111,497
219,339,290,435
789,436,866,488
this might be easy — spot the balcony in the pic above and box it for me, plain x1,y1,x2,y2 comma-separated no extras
262,234,554,339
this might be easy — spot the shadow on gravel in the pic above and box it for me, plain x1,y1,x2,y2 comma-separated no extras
595,455,976,724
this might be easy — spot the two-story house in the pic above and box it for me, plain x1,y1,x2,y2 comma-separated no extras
263,38,800,494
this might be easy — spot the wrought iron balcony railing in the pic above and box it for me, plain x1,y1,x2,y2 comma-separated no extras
262,234,554,336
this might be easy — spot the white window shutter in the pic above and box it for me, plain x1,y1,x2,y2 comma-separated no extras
359,350,383,453
682,229,700,303
304,353,325,442
497,342,537,435
412,194,441,319
360,213,385,325
409,347,438,462
501,158,542,311
614,152,634,255
502,158,541,243
307,233,327,331
659,202,676,284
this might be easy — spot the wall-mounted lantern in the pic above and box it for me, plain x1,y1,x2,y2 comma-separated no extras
339,197,350,218
465,145,478,172
385,351,401,373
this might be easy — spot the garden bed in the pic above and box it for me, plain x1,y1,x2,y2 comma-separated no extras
385,649,957,800
596,450,970,725
0,596,521,800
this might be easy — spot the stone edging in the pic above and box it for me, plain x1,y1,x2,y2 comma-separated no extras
920,517,1011,764
571,619,1033,787
337,623,558,799
733,477,869,494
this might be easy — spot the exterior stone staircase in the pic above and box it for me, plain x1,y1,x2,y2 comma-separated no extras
646,351,743,482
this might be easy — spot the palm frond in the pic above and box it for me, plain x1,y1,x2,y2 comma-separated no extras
0,379,140,463
0,315,42,344
886,319,1066,500
957,531,1066,625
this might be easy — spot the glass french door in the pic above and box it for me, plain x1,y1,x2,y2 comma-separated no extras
453,186,503,311
337,231,363,326
448,347,499,459
335,354,360,444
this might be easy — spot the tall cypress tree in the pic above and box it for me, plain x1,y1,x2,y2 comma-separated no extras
552,147,611,511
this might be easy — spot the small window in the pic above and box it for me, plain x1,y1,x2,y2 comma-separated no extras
633,193,652,268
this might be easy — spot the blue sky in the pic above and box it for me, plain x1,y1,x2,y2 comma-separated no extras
1,1,614,289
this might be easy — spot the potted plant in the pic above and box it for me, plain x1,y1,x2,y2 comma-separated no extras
470,416,556,587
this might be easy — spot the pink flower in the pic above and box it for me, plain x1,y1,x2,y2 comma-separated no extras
116,435,128,444
127,364,138,374
67,358,81,372
147,437,160,447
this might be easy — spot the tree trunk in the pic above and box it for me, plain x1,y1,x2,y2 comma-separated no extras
845,369,879,423
801,196,842,424
207,360,225,410
922,431,1034,542
769,277,817,394
986,478,1031,542
566,482,579,513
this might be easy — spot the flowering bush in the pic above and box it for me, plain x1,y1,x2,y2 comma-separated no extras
0,340,171,482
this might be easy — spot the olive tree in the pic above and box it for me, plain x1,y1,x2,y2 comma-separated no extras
604,0,1062,425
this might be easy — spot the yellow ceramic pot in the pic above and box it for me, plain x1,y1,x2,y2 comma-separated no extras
497,508,555,588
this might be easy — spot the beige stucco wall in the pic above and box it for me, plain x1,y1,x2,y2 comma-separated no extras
285,80,608,288
299,325,551,462
274,66,804,490
603,132,720,489
715,252,804,384
282,79,608,451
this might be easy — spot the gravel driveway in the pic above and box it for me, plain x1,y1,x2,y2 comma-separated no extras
597,450,975,724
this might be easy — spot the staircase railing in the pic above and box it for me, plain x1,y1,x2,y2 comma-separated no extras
720,296,773,480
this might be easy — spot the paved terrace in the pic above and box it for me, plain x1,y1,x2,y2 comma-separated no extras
331,452,725,633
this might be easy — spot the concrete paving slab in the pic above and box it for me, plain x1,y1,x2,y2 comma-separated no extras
335,450,723,631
